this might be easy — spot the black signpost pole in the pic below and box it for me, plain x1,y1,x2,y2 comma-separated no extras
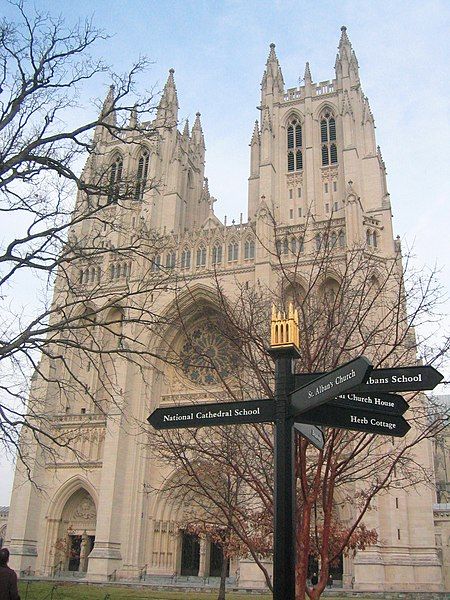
269,345,299,600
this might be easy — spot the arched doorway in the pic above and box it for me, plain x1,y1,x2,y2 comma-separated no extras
54,488,97,573
179,531,229,578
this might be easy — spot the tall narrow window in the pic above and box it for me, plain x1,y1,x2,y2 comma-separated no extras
212,243,222,265
244,239,255,259
166,251,176,269
134,149,149,201
287,118,303,172
108,155,123,203
228,241,239,262
151,255,161,272
321,113,338,166
181,248,191,269
196,246,206,267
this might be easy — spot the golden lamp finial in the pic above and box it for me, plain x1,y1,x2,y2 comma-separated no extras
270,303,300,351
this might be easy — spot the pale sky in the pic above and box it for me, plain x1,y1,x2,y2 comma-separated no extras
0,0,449,504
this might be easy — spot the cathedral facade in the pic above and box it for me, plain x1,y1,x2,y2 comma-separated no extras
6,27,445,592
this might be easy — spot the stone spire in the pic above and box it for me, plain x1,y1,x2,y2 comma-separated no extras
303,61,313,97
304,61,312,84
191,112,205,148
157,68,179,126
335,26,360,85
261,43,284,103
182,119,190,138
100,84,117,126
93,84,117,144
250,120,260,145
128,105,137,128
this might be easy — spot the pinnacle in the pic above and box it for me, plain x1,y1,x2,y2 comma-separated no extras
304,61,312,82
267,42,278,63
338,24,351,51
193,112,202,129
250,120,260,144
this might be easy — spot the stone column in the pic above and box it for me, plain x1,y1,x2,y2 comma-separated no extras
198,536,207,577
86,409,128,580
79,531,88,572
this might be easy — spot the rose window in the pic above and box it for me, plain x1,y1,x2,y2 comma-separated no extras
179,325,239,386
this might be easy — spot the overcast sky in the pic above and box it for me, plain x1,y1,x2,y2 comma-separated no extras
1,0,449,505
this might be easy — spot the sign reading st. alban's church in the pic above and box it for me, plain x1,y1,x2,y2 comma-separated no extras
7,26,446,594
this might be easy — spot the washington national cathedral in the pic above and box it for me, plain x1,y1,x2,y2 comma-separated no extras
5,27,448,593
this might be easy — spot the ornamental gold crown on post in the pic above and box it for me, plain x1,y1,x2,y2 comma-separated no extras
270,303,300,352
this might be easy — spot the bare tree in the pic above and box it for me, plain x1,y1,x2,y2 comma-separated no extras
0,1,176,468
148,210,449,598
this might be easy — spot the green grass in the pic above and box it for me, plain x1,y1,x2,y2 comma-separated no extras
18,581,273,600
18,581,376,600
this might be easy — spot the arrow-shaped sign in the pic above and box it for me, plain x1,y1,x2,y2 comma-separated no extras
294,422,325,450
332,392,408,416
148,398,275,430
294,365,443,393
296,405,410,438
289,356,372,418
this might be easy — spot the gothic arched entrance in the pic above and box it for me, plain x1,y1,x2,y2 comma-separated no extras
51,487,97,574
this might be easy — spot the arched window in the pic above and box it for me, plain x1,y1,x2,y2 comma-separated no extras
244,239,255,260
228,241,238,262
290,238,297,254
315,234,322,251
287,118,303,172
181,248,191,269
338,230,345,248
212,243,222,265
331,231,337,248
151,255,161,272
320,112,337,166
282,238,289,255
108,155,123,203
166,251,176,269
373,231,378,248
134,149,149,201
196,246,206,267
298,237,304,253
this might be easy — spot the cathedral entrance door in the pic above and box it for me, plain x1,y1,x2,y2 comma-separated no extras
180,532,200,576
68,535,81,571
209,540,229,577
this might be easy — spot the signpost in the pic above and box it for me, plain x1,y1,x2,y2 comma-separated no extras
294,422,325,450
147,305,443,600
289,356,372,416
148,398,274,429
294,365,443,393
333,392,409,416
296,404,410,437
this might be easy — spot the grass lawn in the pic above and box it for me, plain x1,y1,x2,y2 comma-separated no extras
18,581,273,600
18,581,375,600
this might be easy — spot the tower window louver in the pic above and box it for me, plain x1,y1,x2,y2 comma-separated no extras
287,118,303,172
321,113,338,166
134,149,149,201
108,155,123,203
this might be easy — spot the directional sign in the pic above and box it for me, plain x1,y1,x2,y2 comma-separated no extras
332,392,409,416
289,356,372,418
296,405,410,438
294,422,325,450
148,398,275,430
294,365,443,393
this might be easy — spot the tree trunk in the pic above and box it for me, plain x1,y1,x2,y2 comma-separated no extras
217,554,228,600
